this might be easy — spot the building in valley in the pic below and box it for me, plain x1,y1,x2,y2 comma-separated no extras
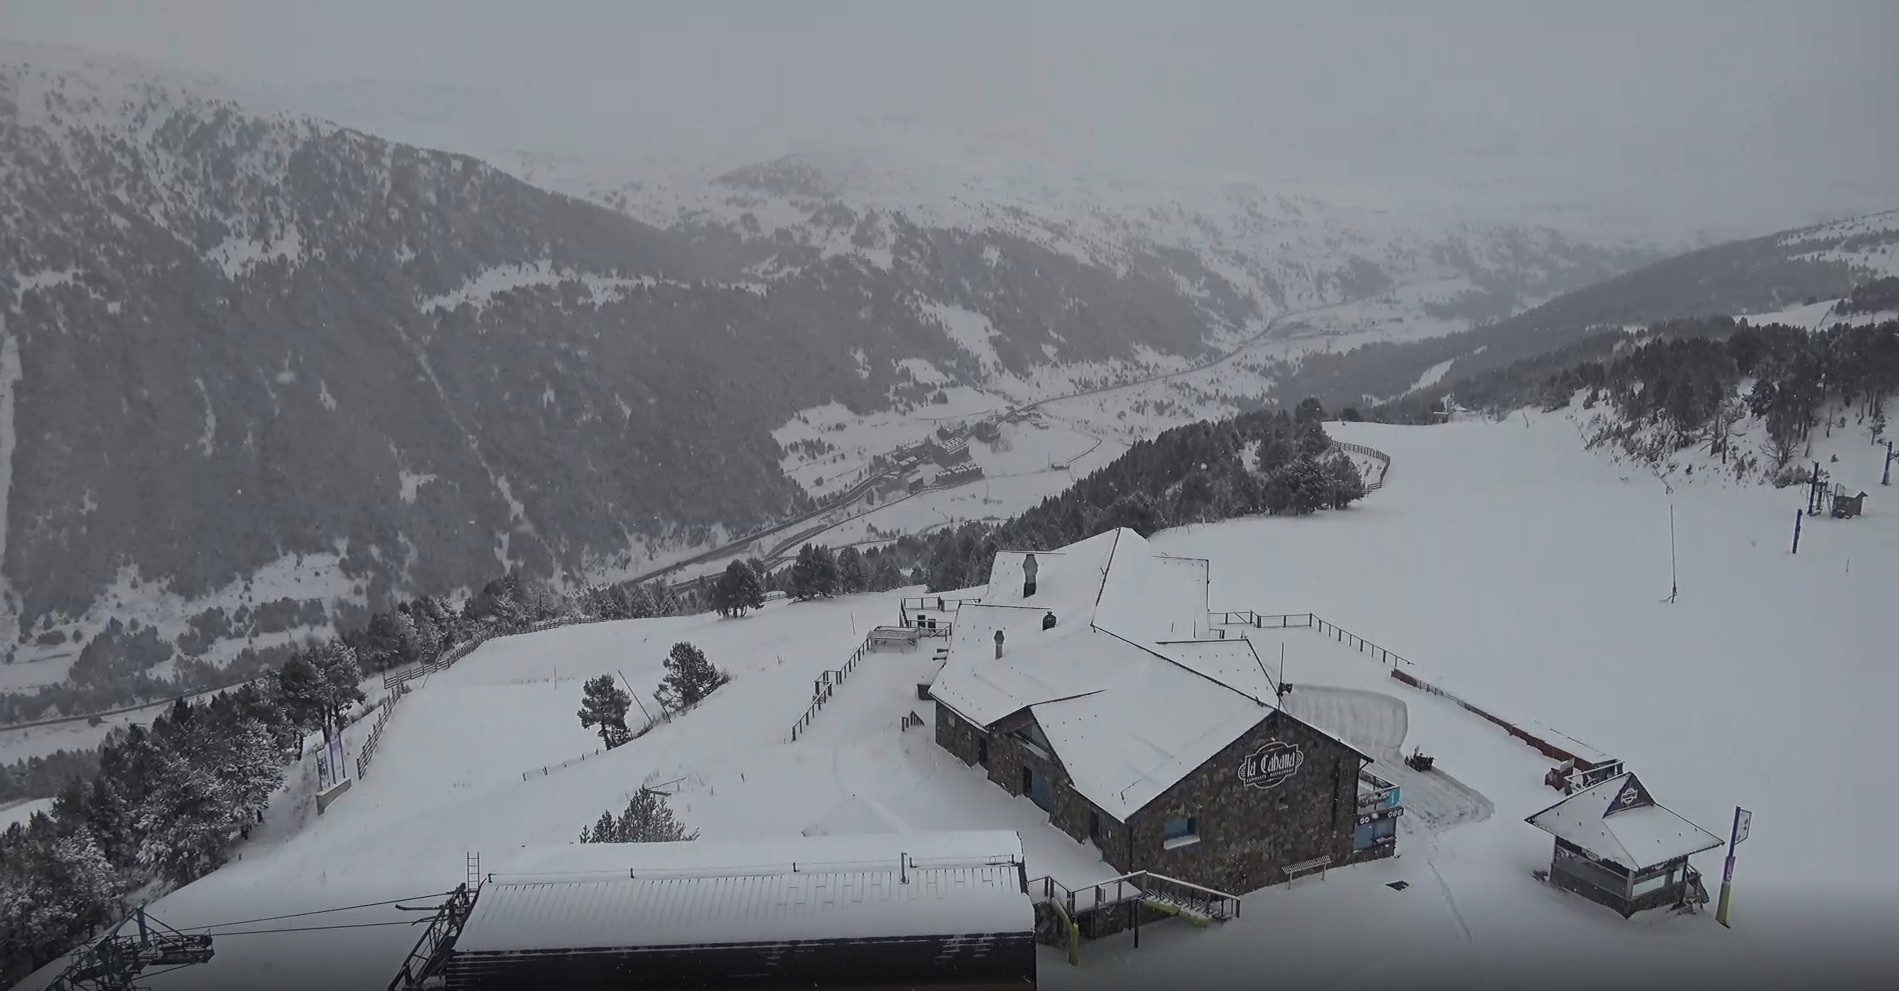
922,528,1400,896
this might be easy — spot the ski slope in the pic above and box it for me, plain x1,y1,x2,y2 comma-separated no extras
22,412,1895,990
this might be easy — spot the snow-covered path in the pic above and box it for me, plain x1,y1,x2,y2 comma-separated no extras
1282,684,1494,831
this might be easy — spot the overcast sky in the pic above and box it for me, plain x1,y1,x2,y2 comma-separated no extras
5,0,1897,238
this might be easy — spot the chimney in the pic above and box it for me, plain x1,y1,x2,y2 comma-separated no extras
1042,611,1057,631
1022,553,1039,598
994,630,1006,660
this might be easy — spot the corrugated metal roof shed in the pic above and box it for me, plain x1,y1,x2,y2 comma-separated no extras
454,831,1033,953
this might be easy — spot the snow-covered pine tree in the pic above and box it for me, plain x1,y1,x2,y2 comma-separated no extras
836,546,868,593
220,718,286,831
654,642,729,714
1323,454,1367,508
577,675,633,748
134,727,237,885
307,640,366,729
788,544,839,599
579,788,697,843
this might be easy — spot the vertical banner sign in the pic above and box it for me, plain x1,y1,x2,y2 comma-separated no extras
1715,806,1750,927
328,715,348,785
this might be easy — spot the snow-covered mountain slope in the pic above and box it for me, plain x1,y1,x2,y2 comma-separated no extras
0,43,1674,694
23,412,1891,990
518,137,1662,382
1240,210,1899,414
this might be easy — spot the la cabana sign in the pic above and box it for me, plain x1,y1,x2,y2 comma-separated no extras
1238,740,1304,790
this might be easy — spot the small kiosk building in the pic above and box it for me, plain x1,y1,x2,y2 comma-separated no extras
1525,772,1721,917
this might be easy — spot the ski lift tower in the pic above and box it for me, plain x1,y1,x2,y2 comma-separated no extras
45,907,214,991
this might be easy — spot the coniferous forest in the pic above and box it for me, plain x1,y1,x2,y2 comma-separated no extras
1373,315,1899,484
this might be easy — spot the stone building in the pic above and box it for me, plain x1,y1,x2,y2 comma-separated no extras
925,528,1397,896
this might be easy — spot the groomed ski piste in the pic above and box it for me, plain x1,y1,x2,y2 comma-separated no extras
20,411,1896,990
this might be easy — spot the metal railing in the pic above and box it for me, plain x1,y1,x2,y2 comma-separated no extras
1028,870,1240,923
1205,610,1414,669
788,627,913,742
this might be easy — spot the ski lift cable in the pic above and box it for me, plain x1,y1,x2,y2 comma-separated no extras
201,919,428,938
186,891,455,932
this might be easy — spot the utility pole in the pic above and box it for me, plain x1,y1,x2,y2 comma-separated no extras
1715,806,1752,927
1884,440,1894,486
1790,509,1803,555
1663,504,1679,603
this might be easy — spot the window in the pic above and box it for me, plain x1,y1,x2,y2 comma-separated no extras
1162,816,1198,849
977,738,989,769
1353,816,1398,852
1631,867,1675,898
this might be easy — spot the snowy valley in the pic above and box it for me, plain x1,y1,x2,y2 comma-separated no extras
12,408,1894,989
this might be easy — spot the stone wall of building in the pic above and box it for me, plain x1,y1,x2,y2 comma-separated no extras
1128,709,1363,894
934,705,1126,869
934,697,1389,898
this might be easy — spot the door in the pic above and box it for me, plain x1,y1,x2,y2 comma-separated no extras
1024,766,1057,815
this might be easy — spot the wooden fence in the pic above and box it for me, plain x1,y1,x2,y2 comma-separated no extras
1332,441,1393,492
353,683,408,780
1210,604,1623,781
1205,611,1414,669
382,615,613,691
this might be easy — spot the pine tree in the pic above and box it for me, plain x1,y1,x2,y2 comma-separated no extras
579,787,697,843
788,544,839,599
577,675,633,748
712,560,766,618
219,719,286,829
836,546,868,593
1323,454,1367,508
654,642,729,714
135,729,235,885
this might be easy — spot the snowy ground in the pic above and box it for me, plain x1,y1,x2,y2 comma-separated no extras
21,411,1896,990
1,796,53,829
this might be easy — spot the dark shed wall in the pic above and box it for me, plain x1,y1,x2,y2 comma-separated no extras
443,933,1037,990
1129,709,1361,893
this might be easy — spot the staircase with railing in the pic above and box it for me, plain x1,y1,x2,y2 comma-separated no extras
1027,869,1240,943
788,626,920,742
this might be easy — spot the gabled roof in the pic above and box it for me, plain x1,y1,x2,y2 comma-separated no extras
930,528,1326,822
1525,772,1724,870
1031,656,1274,820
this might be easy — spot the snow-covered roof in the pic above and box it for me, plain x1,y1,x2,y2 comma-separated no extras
1525,772,1723,870
456,831,1032,952
931,528,1309,821
1033,648,1274,819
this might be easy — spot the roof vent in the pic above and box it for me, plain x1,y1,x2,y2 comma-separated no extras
1022,553,1038,598
1042,611,1057,631
994,629,1006,660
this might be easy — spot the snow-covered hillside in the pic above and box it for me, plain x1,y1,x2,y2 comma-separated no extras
533,138,1662,367
24,411,1890,989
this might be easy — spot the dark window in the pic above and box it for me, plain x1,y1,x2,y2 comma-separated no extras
978,738,989,768
1021,766,1033,795
1163,816,1197,842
